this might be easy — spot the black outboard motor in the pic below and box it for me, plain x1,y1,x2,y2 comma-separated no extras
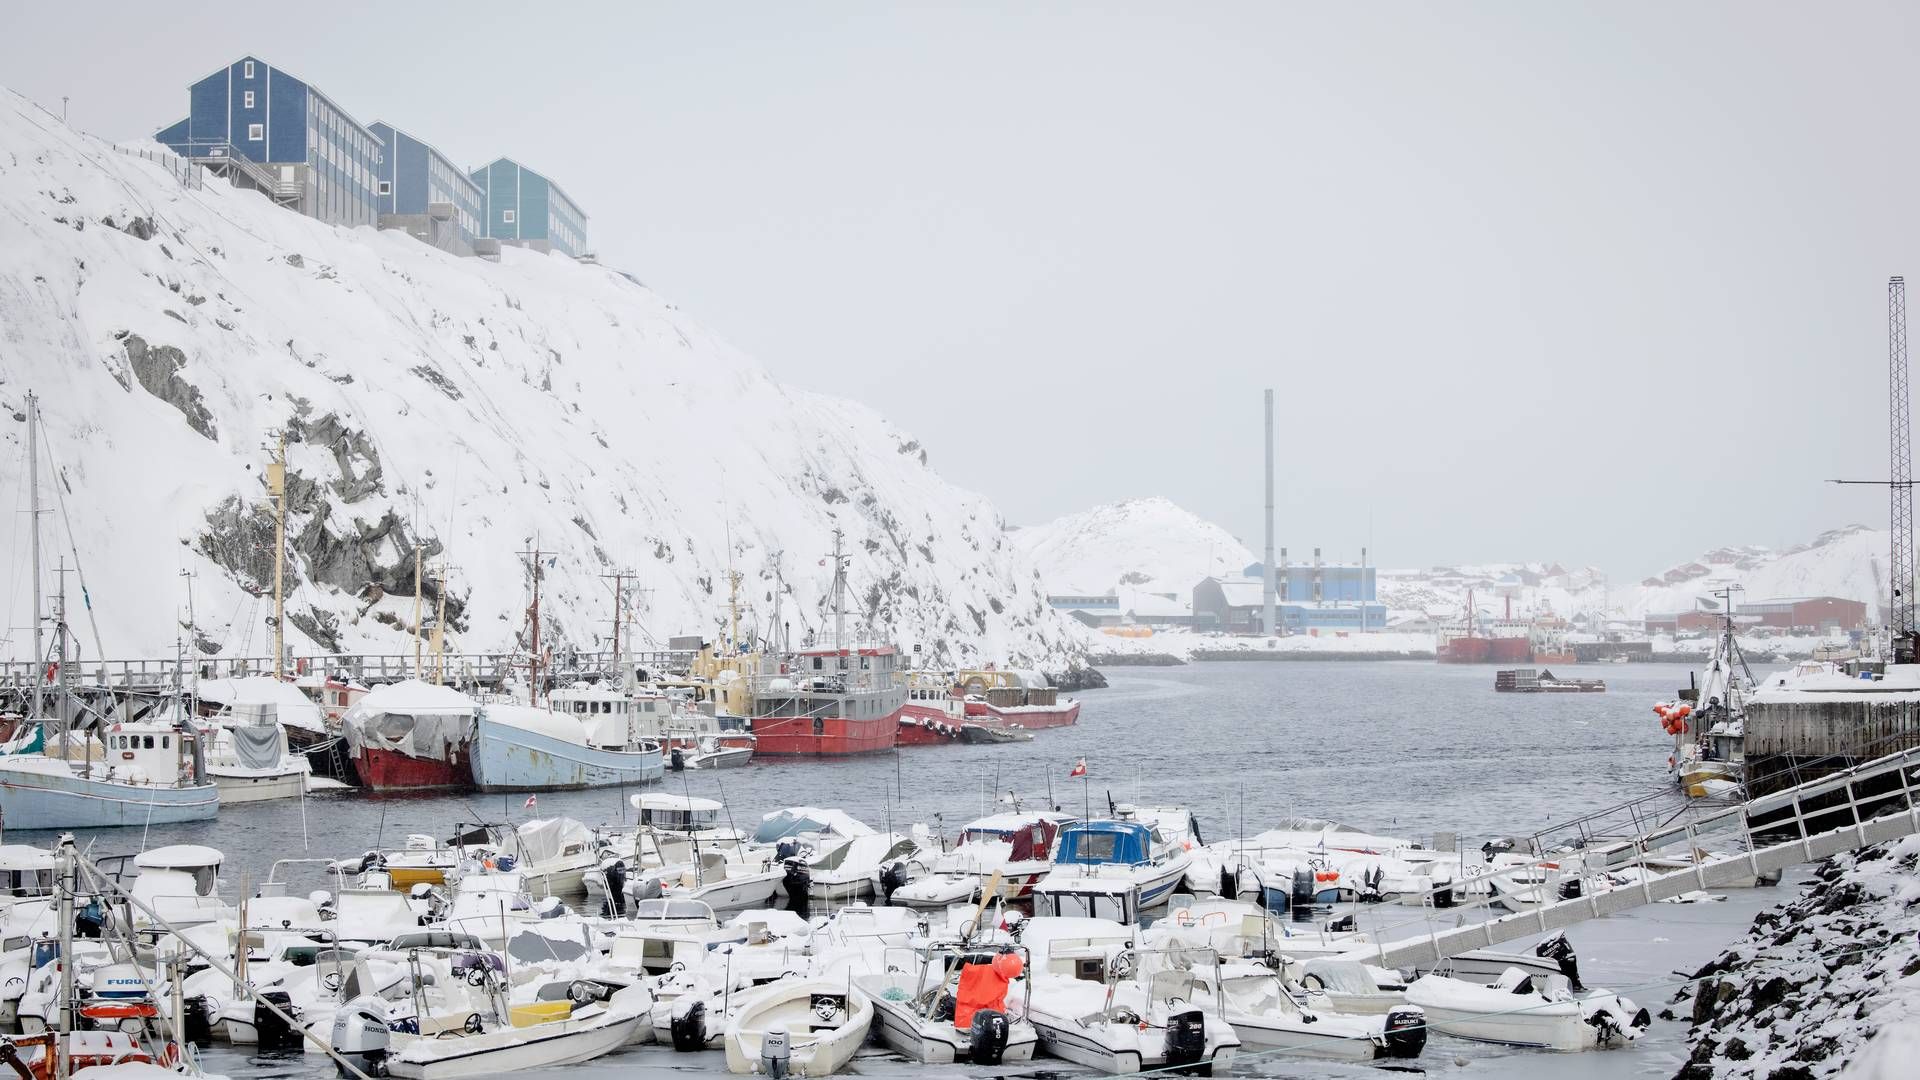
1481,837,1516,864
1290,867,1314,921
1162,1010,1207,1074
879,861,910,906
1219,865,1238,899
775,839,802,863
1432,881,1455,909
783,859,812,919
1383,1007,1427,1058
255,991,302,1053
1558,877,1583,900
1326,913,1356,934
669,999,707,1052
603,861,628,918
1536,933,1583,992
668,747,685,772
182,994,214,1048
968,1009,1011,1064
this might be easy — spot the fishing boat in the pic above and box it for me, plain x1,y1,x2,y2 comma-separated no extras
744,532,903,756
722,979,874,1077
1660,604,1752,795
1031,817,1193,916
469,698,663,792
1494,669,1606,694
341,680,476,791
955,669,1080,728
196,677,314,802
0,718,219,829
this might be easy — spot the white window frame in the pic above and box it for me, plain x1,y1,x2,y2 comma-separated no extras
243,61,255,78
502,209,516,224
243,90,255,109
378,180,391,196
247,123,264,141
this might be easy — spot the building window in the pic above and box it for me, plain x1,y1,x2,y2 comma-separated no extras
243,61,255,78
248,123,263,141
379,180,391,196
243,91,255,109
502,209,516,224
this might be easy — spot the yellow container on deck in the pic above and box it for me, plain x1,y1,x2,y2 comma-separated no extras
510,1001,572,1027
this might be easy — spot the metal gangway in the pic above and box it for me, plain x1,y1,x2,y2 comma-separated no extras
1346,744,1920,970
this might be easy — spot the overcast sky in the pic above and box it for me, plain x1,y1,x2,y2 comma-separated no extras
3,3,1911,578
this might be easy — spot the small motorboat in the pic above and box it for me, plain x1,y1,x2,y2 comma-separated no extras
1404,968,1649,1051
890,811,1070,909
852,943,1037,1064
1031,817,1192,915
722,979,874,1076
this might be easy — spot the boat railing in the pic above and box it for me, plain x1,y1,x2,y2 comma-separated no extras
257,857,352,898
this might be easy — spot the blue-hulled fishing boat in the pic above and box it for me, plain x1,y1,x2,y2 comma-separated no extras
469,697,665,792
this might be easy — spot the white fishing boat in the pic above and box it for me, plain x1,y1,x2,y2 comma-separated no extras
852,942,1037,1064
722,978,873,1077
196,677,315,803
1031,818,1192,917
1020,917,1239,1075
1404,968,1649,1051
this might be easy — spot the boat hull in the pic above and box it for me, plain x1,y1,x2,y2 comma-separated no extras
750,712,899,756
351,746,470,792
470,717,664,792
210,766,306,804
389,1010,645,1079
964,699,1080,728
0,769,218,829
867,993,1038,1064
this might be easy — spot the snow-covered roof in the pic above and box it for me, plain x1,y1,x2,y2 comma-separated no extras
197,676,327,732
480,703,586,745
350,680,475,717
136,844,223,869
632,793,723,813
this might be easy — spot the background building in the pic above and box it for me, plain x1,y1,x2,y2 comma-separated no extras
1193,572,1386,633
156,56,381,228
1737,596,1868,633
471,158,588,256
369,122,485,255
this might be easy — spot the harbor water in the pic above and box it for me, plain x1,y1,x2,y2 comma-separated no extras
35,660,1787,1078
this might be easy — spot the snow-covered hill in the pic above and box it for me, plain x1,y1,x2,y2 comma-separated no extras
0,90,1084,669
1013,497,1253,595
1625,525,1887,620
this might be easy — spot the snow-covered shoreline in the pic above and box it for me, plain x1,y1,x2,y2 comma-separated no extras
1671,838,1920,1079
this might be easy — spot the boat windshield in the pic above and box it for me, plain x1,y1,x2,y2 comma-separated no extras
1303,960,1377,995
753,811,834,843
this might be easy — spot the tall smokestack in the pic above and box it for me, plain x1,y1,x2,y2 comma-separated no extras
1263,389,1276,636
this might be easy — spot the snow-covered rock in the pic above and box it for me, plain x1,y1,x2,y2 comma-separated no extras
1672,838,1920,1079
0,89,1083,669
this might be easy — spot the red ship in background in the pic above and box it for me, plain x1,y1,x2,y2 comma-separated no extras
1437,589,1533,664
340,679,477,790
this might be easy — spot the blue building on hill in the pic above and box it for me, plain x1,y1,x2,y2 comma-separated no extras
368,122,484,251
470,158,588,256
155,56,382,228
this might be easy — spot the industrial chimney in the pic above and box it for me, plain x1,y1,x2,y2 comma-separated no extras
1263,389,1276,636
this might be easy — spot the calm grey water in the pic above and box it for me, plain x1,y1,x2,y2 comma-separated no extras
41,660,1783,1078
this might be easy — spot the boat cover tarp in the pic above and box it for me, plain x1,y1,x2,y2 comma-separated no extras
198,677,328,733
229,723,285,770
342,681,474,761
512,817,594,865
752,806,874,844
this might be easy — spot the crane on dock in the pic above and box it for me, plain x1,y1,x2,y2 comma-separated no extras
1830,275,1917,662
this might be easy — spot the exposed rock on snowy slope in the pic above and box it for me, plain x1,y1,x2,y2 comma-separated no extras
1672,838,1920,1080
1628,526,1887,620
0,90,1083,669
1014,497,1254,595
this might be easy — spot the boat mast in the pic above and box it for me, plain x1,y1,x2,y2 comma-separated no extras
830,528,847,654
431,563,449,686
727,567,742,654
269,436,287,681
412,543,424,678
54,563,69,748
54,833,75,1080
520,543,544,707
26,390,43,722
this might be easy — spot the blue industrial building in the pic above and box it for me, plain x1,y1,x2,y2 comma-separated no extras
155,56,382,228
368,122,485,250
1240,561,1376,603
471,158,588,256
1193,552,1383,634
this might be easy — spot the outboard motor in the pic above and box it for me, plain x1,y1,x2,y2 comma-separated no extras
1432,880,1455,909
1290,868,1313,921
967,1009,1011,1064
604,861,628,917
879,861,910,906
669,747,685,772
760,1025,792,1080
181,994,214,1048
1383,1006,1427,1059
329,996,390,1077
254,991,302,1053
1481,837,1516,864
1558,876,1583,900
775,839,803,863
1219,865,1238,899
627,874,664,906
1326,913,1356,934
669,998,707,1052
357,851,382,875
783,860,813,919
1535,933,1584,992
1162,1009,1207,1073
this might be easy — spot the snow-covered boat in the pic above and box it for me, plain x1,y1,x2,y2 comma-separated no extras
853,942,1037,1064
341,680,476,791
722,979,873,1076
197,677,315,803
1404,968,1649,1051
468,701,663,791
0,721,219,829
798,831,928,903
890,811,1069,908
1020,917,1239,1075
1032,818,1192,916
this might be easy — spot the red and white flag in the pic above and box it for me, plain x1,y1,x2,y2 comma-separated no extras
1069,758,1087,778
524,794,537,809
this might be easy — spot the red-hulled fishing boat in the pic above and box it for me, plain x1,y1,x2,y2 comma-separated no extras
341,679,476,790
